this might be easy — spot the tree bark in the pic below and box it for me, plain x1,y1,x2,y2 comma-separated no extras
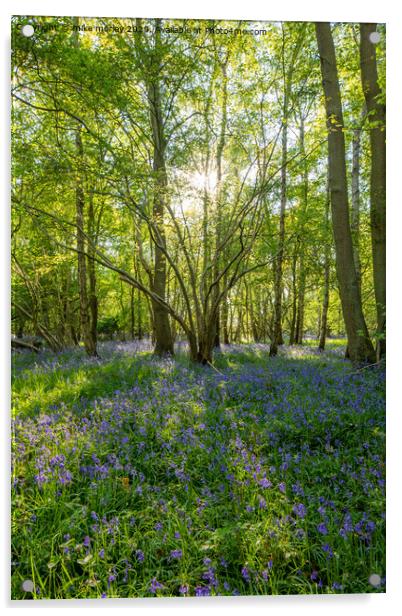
295,256,305,345
130,286,135,339
360,24,386,358
315,22,375,363
295,116,308,346
75,128,98,357
269,117,287,355
319,172,331,351
351,114,364,296
87,192,98,353
269,25,305,356
72,19,98,357
289,250,297,345
145,21,174,356
213,55,229,349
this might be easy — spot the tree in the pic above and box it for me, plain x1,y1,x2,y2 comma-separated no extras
270,23,306,356
315,22,375,363
10,17,384,364
359,23,386,358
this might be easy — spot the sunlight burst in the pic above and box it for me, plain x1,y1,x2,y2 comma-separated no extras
189,170,218,192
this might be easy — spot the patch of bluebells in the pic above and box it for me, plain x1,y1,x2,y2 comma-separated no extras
11,342,385,598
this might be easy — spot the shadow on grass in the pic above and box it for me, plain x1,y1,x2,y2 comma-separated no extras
12,351,169,418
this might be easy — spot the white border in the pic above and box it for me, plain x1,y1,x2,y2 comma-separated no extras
2,1,401,615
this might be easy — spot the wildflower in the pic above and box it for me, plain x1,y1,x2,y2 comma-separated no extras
241,566,250,582
170,549,182,560
107,574,116,587
149,578,164,594
366,520,376,534
98,549,105,559
179,584,189,595
195,586,211,596
292,482,304,497
317,522,328,535
293,503,307,519
322,543,334,558
83,536,91,547
135,549,144,562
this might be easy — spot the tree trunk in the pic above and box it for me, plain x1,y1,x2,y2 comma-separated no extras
295,116,308,345
315,22,375,363
289,251,297,345
351,117,363,295
319,172,331,351
295,255,305,345
269,117,287,356
72,19,97,358
269,25,306,356
130,286,135,339
146,22,174,356
213,56,229,350
87,192,98,354
360,24,386,358
221,273,230,344
75,128,97,357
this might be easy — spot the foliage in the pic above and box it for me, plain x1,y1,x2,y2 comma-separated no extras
11,342,385,598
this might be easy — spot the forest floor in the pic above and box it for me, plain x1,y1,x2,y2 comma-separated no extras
11,340,385,599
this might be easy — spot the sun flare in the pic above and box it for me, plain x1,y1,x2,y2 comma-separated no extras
189,170,218,191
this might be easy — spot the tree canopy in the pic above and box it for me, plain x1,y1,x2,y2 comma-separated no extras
11,17,386,363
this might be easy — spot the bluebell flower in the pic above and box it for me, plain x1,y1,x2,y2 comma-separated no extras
293,503,307,518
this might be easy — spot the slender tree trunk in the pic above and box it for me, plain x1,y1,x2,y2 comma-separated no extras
270,118,287,356
295,116,308,345
319,172,331,351
130,286,135,339
360,24,386,358
247,283,260,343
295,255,305,345
146,22,174,356
75,128,97,357
137,286,143,339
351,117,363,295
315,22,375,363
289,250,297,345
221,273,230,344
72,19,97,357
213,56,229,349
87,192,98,354
269,24,306,356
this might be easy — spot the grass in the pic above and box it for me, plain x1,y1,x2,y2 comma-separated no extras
11,340,385,599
